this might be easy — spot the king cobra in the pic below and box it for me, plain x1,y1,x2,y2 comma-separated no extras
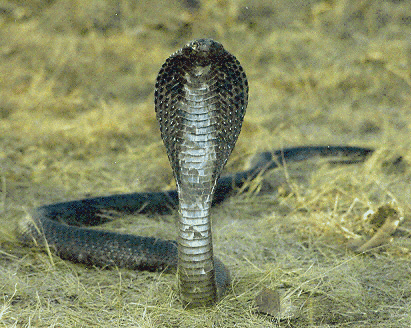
17,39,373,307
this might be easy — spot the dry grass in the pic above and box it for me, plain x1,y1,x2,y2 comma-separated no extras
1,0,410,326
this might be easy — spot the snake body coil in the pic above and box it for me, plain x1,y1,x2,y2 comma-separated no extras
16,38,373,308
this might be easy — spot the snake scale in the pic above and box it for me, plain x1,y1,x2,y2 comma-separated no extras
17,39,373,307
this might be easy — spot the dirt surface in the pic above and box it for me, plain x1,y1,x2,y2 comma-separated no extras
1,0,410,327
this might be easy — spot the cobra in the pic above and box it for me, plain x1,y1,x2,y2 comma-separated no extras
154,39,248,306
17,39,373,308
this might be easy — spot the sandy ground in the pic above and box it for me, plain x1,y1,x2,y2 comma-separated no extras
1,0,410,327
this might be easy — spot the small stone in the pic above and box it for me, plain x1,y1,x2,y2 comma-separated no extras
255,287,281,316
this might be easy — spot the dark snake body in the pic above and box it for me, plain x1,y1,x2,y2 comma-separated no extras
17,39,374,307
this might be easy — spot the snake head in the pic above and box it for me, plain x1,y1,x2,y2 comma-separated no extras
181,39,225,66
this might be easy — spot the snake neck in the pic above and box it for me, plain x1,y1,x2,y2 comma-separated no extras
176,70,219,307
154,39,248,307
